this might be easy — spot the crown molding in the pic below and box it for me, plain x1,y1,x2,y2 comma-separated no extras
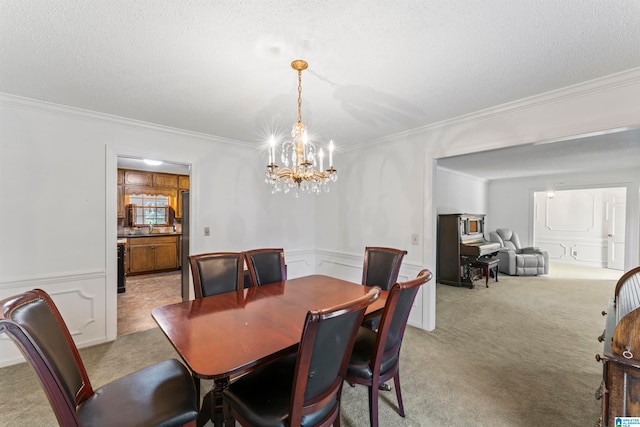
346,66,640,152
436,165,490,183
0,92,255,149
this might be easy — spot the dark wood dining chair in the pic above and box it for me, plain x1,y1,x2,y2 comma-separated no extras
346,269,432,427
0,289,198,427
361,247,407,330
222,287,382,427
244,248,286,287
189,252,244,298
188,251,245,414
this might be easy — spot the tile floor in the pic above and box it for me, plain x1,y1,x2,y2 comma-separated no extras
117,271,182,336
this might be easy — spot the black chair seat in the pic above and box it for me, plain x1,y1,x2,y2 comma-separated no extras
223,354,336,427
78,359,198,427
346,328,399,379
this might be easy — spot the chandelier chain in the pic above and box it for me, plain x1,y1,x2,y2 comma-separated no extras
297,70,302,124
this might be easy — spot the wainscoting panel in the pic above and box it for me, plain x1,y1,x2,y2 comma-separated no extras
0,270,107,367
534,188,624,269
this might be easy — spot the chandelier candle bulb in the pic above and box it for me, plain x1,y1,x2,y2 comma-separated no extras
329,140,334,168
269,136,275,165
319,148,324,171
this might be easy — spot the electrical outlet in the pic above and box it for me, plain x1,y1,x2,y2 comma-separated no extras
204,227,210,236
411,234,419,245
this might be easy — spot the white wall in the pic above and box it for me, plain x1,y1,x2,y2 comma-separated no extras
436,167,488,215
329,67,640,331
533,187,627,268
2,67,640,365
487,168,640,270
0,95,318,366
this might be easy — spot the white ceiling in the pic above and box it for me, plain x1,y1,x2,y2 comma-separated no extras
2,1,640,178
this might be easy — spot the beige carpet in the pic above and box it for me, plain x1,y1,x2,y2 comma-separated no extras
0,263,622,426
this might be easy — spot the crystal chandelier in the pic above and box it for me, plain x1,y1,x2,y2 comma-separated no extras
265,60,338,196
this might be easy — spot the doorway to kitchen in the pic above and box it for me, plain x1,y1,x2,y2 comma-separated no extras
116,156,191,337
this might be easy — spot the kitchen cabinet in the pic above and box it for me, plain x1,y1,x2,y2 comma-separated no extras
153,173,178,188
118,169,189,220
127,235,179,275
117,169,125,218
179,175,190,189
124,170,153,186
177,176,189,219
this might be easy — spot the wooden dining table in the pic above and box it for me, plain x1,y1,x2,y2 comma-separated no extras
152,274,387,427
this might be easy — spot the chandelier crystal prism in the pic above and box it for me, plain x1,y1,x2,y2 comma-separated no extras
265,60,338,196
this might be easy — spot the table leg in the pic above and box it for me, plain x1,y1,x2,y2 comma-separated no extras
196,377,230,427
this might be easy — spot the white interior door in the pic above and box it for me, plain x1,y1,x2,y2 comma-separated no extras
606,193,626,270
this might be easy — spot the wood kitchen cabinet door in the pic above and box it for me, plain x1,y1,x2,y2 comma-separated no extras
153,173,178,188
128,245,156,274
154,242,178,270
124,170,152,186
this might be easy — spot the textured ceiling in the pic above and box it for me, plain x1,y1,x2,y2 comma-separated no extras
2,1,640,177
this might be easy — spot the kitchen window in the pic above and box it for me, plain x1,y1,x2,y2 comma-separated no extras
129,194,170,226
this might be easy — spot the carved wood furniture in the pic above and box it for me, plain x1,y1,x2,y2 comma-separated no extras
472,257,499,287
222,287,381,427
597,266,640,426
244,248,287,287
0,289,198,427
189,252,245,298
437,214,500,288
361,246,407,330
345,269,432,427
152,275,388,427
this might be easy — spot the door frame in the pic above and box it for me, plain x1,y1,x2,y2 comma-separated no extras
105,146,193,341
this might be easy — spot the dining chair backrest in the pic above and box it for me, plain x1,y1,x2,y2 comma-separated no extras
292,286,381,424
377,269,431,358
0,289,94,426
0,289,198,427
189,252,244,298
222,286,381,426
361,247,407,291
244,248,286,287
346,269,432,427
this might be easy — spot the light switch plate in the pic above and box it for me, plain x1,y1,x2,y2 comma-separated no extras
411,234,419,245
204,227,210,236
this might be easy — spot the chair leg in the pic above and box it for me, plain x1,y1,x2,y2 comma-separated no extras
368,383,379,427
393,371,405,417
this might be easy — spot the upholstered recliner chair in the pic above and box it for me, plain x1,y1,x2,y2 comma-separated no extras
489,228,549,276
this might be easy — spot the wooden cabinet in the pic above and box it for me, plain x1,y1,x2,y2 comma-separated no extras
118,169,189,221
153,173,178,188
598,267,640,425
117,169,125,218
127,235,179,275
124,170,153,186
177,176,189,219
179,175,190,190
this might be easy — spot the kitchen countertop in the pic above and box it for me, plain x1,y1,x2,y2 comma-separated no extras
118,233,181,238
